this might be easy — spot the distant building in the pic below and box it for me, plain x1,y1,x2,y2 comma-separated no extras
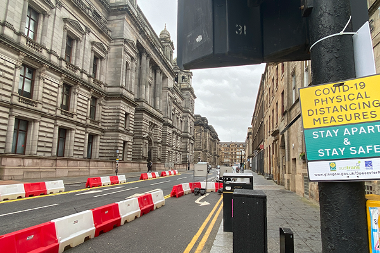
194,115,219,166
0,0,195,179
219,142,246,167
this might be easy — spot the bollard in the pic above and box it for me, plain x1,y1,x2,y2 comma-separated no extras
280,227,294,253
233,189,267,253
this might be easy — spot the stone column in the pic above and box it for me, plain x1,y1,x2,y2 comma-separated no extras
51,123,59,156
67,129,75,157
5,113,15,153
36,12,44,42
89,50,95,77
61,28,68,59
56,84,63,109
155,69,162,110
139,51,147,100
30,120,40,155
72,86,78,114
40,13,49,47
12,61,23,95
134,56,140,96
75,39,82,67
71,40,77,63
125,61,131,89
19,0,29,35
130,58,136,93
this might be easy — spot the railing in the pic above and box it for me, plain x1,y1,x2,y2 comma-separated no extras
26,38,43,53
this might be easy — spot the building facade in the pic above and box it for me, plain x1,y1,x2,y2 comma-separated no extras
0,0,195,179
219,142,246,167
193,115,219,166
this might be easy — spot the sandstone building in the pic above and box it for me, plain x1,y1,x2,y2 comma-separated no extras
193,115,219,166
0,0,195,179
219,142,246,167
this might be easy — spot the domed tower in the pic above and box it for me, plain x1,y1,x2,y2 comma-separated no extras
160,24,174,63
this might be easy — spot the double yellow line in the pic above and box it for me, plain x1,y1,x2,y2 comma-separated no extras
184,195,223,253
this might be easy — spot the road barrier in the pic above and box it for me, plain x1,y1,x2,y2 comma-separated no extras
109,176,119,185
0,184,25,201
91,203,121,237
0,222,59,252
138,193,154,216
181,183,192,194
147,173,153,179
0,189,164,252
154,172,160,178
151,189,165,209
45,180,65,194
52,210,95,253
215,183,223,191
117,175,126,183
85,177,102,188
117,198,141,224
100,176,111,186
170,185,184,198
24,182,47,197
140,173,148,180
206,182,216,192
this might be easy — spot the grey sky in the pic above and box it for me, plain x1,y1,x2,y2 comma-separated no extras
138,1,265,142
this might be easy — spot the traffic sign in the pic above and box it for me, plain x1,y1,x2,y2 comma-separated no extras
299,74,380,181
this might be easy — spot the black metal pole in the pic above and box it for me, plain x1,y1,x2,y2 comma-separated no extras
309,0,369,252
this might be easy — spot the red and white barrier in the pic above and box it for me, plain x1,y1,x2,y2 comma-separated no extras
110,176,119,185
24,182,47,197
118,175,126,183
0,184,25,201
170,185,184,198
151,189,165,209
100,176,111,186
52,210,95,253
0,222,59,252
45,180,65,194
206,182,216,192
117,198,141,225
181,183,191,194
86,177,102,188
154,172,160,178
138,193,154,216
92,203,121,237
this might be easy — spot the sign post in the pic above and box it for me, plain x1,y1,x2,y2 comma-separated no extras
300,74,380,181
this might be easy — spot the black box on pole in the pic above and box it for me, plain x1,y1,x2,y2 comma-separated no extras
233,189,267,253
280,227,294,253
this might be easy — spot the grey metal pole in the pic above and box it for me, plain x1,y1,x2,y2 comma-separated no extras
309,0,369,252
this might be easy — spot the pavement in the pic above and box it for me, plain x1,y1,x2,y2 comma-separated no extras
210,172,322,253
0,170,322,252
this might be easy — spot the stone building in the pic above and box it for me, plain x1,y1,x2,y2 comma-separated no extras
0,0,195,179
219,142,246,167
193,115,219,166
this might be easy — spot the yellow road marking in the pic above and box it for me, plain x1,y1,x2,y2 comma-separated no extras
164,194,171,199
194,202,223,253
0,175,173,204
183,195,223,253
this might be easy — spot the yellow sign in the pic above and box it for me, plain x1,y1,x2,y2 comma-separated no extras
300,74,380,129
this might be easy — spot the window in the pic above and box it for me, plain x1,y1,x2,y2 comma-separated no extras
25,7,38,40
57,128,66,157
87,134,94,159
281,91,285,115
292,73,296,103
90,97,97,120
19,65,35,99
12,119,28,154
61,84,71,111
125,113,130,129
92,56,99,78
65,36,73,62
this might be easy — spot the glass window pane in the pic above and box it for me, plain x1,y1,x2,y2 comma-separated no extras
19,120,28,131
24,79,32,93
57,139,64,157
16,132,26,154
19,76,24,91
59,129,66,138
26,67,33,79
31,9,38,20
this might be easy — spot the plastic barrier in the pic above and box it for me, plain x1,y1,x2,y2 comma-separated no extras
171,170,176,175
160,171,166,177
117,198,141,225
110,176,119,185
181,183,191,194
152,173,157,178
117,175,126,184
24,182,47,197
168,171,173,176
138,193,154,216
0,184,26,201
151,189,165,209
200,182,206,189
206,182,216,192
140,173,148,180
0,222,59,252
175,170,178,174
45,180,65,194
52,210,95,253
147,173,153,179
192,182,201,192
85,177,102,188
170,185,184,198
154,172,160,178
91,203,121,237
215,183,223,191
100,176,111,186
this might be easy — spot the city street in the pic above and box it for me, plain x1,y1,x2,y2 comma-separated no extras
0,171,223,253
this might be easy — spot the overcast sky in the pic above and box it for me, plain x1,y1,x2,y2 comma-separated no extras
138,1,266,142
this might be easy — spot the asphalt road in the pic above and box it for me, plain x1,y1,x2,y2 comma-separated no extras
0,170,223,253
